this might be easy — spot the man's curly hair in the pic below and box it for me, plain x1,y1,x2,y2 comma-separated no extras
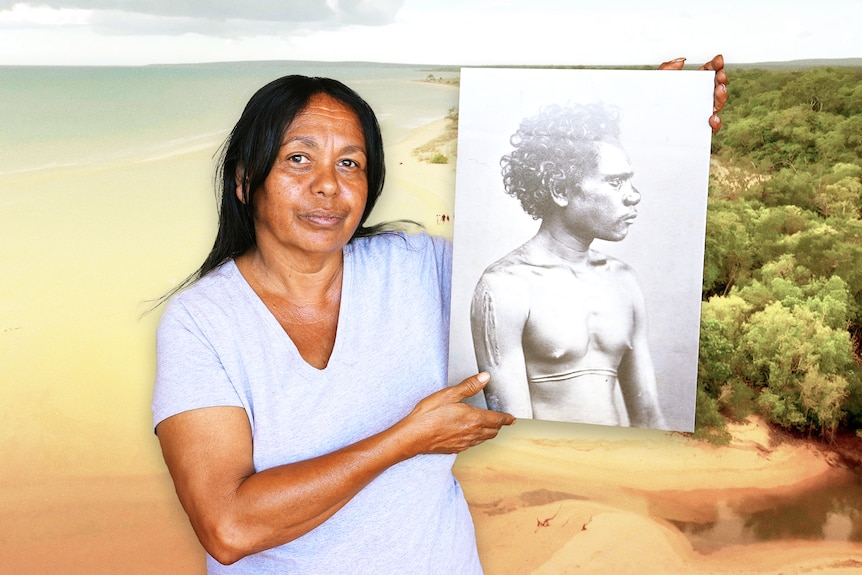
500,102,621,220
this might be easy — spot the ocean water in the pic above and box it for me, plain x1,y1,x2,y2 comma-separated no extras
0,61,460,174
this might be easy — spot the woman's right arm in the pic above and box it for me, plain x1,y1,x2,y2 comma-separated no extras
156,373,514,566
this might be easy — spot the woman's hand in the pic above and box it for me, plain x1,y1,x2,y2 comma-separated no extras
659,54,728,133
398,372,516,455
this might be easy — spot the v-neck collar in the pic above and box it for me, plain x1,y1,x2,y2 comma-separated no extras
226,249,352,375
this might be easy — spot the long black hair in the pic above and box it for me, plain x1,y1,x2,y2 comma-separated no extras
153,75,387,308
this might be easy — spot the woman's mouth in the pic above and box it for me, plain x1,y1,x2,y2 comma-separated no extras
302,210,344,227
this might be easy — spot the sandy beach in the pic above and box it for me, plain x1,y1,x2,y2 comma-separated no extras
367,114,458,239
0,474,205,575
3,109,860,574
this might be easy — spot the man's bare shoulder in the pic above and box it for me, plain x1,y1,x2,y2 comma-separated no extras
591,250,640,284
481,246,537,278
473,247,537,307
477,249,552,304
484,246,637,274
471,251,533,328
592,251,646,309
590,250,635,272
478,244,641,293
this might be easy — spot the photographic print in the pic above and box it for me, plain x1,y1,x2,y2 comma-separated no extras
448,67,715,432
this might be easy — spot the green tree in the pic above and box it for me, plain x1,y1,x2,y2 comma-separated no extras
693,387,731,444
742,302,854,435
755,168,818,210
702,200,756,295
698,294,754,422
813,163,862,219
779,68,845,113
798,369,849,439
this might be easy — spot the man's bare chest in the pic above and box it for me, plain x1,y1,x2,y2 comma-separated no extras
521,270,635,364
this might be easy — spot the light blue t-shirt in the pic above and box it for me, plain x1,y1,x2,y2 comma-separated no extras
153,232,482,575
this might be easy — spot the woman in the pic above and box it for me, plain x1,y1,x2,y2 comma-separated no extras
152,75,515,574
153,59,726,573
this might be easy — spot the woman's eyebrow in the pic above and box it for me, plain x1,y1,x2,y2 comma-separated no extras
282,135,319,148
280,137,366,156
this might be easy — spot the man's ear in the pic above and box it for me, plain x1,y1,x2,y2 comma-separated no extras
549,178,569,208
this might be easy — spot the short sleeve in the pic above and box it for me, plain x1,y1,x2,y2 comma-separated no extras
428,234,453,322
151,297,244,432
429,234,453,289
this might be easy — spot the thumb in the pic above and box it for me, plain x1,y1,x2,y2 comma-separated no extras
658,57,685,70
449,372,490,401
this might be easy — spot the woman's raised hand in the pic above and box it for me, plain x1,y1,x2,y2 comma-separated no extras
660,54,728,133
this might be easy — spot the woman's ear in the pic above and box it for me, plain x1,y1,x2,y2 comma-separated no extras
235,166,246,204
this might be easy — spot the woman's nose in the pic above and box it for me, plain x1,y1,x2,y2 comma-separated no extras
313,164,338,196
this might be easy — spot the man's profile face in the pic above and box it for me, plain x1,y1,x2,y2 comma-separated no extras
563,140,640,243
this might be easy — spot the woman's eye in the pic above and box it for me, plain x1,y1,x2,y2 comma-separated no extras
287,154,308,163
339,159,360,168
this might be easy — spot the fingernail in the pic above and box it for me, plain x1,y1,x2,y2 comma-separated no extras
477,372,490,383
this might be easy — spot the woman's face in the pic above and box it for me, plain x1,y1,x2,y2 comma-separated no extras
244,93,369,263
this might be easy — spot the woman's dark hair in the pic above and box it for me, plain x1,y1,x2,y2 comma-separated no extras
153,75,387,307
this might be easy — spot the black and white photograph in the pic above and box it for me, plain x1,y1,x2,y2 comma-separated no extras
448,67,715,432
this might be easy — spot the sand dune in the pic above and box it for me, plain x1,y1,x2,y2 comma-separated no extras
5,417,857,575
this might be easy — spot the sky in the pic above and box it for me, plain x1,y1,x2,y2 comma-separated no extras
0,0,860,66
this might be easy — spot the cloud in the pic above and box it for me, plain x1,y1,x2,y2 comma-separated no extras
338,0,405,25
0,0,406,35
2,0,859,66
